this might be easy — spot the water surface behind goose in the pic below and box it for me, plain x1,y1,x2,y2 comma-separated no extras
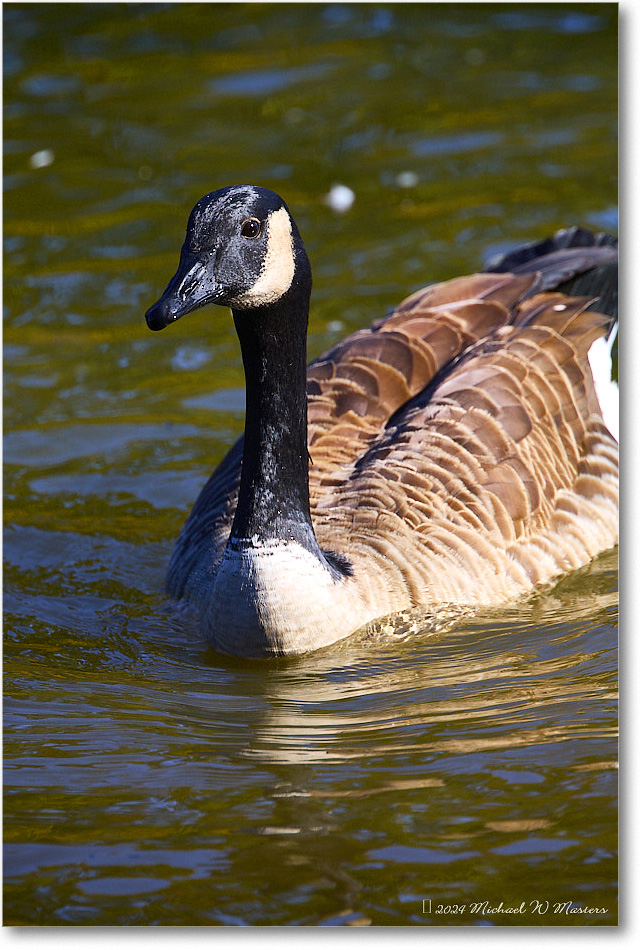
3,2,617,926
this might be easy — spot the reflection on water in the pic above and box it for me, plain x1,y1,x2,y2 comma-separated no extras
239,553,618,769
5,522,617,925
3,2,617,927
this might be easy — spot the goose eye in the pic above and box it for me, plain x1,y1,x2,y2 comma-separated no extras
241,217,262,239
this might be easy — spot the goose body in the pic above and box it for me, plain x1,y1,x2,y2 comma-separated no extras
146,185,618,656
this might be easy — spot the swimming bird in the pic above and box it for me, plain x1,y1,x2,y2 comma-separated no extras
145,185,618,657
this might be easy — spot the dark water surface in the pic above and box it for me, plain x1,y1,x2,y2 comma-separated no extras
3,2,617,927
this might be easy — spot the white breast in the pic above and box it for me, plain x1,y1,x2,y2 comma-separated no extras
202,537,374,656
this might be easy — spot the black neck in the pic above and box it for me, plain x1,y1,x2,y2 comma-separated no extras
230,287,317,551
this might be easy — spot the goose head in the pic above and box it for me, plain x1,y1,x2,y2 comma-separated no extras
145,184,311,330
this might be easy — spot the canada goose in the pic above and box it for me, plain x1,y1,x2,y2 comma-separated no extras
145,185,618,657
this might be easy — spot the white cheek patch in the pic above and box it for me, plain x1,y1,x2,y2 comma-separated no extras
231,206,296,308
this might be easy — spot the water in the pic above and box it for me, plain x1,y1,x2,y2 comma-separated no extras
3,2,618,927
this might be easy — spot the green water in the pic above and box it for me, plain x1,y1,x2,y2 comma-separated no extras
3,2,617,927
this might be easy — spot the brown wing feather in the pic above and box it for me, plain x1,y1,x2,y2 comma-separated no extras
312,291,617,603
307,272,536,498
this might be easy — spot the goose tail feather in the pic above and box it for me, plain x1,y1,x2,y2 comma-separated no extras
485,226,618,322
